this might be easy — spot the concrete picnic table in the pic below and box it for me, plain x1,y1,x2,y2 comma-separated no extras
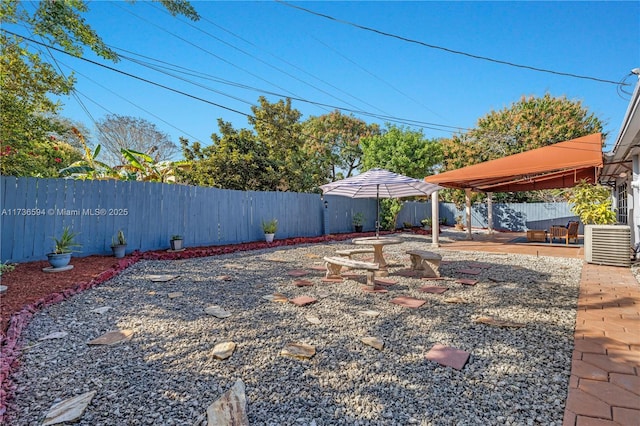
351,236,403,276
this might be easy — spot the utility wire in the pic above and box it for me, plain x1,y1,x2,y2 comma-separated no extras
111,44,468,133
6,29,470,136
110,2,317,109
277,0,626,86
146,1,374,115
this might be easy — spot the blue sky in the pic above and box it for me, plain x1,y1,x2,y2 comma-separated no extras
22,1,640,154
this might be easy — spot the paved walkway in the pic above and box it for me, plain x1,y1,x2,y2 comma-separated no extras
439,231,640,425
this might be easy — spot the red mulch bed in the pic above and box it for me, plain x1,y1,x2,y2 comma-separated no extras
0,256,120,333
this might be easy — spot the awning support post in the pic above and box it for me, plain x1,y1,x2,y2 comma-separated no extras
465,188,473,240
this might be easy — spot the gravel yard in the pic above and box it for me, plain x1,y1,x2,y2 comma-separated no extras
8,233,583,425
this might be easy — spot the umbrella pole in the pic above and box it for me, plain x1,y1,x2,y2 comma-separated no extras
376,185,380,237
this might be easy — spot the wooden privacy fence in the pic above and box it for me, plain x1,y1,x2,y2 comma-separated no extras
0,177,322,262
0,177,578,262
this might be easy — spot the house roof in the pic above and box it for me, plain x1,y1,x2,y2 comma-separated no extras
424,133,603,192
600,75,640,185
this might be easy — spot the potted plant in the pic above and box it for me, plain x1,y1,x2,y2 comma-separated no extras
353,212,365,232
421,217,432,230
170,234,184,251
455,215,465,231
262,219,278,243
47,227,81,269
111,230,127,258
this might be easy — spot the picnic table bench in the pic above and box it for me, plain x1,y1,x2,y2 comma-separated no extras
324,256,379,287
335,248,375,259
406,250,442,278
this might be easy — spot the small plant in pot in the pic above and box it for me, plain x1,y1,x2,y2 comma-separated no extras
262,219,278,243
421,217,432,230
111,230,127,258
170,235,184,251
353,212,364,232
47,227,81,269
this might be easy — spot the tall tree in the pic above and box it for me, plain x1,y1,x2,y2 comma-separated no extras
439,93,603,174
95,115,178,166
1,0,198,176
438,93,604,205
179,121,279,190
360,124,443,178
303,110,380,182
249,97,312,192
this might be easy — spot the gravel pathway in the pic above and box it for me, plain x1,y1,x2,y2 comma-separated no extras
8,233,583,425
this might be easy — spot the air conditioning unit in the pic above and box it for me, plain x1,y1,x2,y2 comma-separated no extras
584,224,631,267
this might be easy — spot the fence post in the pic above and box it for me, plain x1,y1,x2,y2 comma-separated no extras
322,197,330,235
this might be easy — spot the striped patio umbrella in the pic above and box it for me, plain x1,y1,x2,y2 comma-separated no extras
319,168,443,236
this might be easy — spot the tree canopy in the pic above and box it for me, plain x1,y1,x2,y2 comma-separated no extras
437,93,604,205
95,115,179,166
0,0,198,177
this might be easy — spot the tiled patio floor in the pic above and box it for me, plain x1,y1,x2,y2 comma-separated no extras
441,231,640,425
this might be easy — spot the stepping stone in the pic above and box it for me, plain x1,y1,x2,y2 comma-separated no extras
390,296,426,309
281,342,316,359
459,268,482,275
212,341,236,360
287,269,309,277
216,275,233,281
87,330,134,346
467,263,491,269
90,306,111,314
42,265,74,273
396,269,419,277
418,286,449,294
374,277,398,286
147,274,177,282
361,336,384,351
309,265,326,271
39,331,68,341
341,272,363,280
474,316,525,328
262,293,288,303
168,292,183,299
289,296,317,306
205,305,232,318
361,286,388,293
293,279,313,287
305,315,321,325
206,379,248,426
425,344,470,370
444,296,468,304
358,310,380,317
456,278,479,286
42,390,97,426
222,263,243,269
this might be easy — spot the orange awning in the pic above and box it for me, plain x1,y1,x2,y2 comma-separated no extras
425,133,603,192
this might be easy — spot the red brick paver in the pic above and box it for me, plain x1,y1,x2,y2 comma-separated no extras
564,263,640,426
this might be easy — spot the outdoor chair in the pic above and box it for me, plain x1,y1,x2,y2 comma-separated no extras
549,221,579,245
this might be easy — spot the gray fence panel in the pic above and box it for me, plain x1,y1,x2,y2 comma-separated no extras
396,200,432,227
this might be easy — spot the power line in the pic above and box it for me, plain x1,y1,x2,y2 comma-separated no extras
276,0,626,86
146,1,376,115
5,29,469,136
